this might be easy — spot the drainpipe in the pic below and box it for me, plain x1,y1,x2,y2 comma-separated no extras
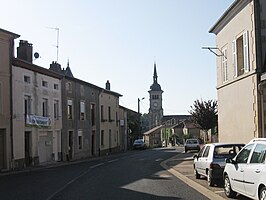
9,39,14,170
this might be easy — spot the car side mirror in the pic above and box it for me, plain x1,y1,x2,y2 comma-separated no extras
193,154,198,159
226,158,237,164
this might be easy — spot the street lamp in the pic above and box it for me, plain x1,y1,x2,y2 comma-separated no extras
137,97,145,139
138,97,145,114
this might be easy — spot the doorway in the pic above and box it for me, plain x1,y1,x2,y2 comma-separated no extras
91,131,95,156
68,131,73,160
25,131,31,166
0,129,6,170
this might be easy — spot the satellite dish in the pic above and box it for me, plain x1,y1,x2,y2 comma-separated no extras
34,52,39,59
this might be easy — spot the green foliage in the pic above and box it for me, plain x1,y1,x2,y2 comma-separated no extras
189,99,218,134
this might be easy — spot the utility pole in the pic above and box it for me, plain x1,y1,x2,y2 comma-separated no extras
138,97,145,138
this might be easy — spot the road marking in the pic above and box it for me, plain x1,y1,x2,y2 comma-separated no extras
90,163,104,169
46,170,89,200
155,158,164,162
107,159,118,163
160,159,226,200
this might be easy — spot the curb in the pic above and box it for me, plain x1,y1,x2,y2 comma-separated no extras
160,156,226,200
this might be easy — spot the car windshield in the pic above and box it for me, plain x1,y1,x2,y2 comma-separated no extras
134,140,143,144
186,140,198,144
214,145,244,159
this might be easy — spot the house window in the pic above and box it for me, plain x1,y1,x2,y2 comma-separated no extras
42,81,48,88
66,82,72,92
24,75,31,84
78,130,83,150
24,95,32,116
222,48,228,82
116,112,118,126
91,103,95,126
233,31,249,77
54,84,59,90
101,105,104,121
54,100,59,119
108,106,111,121
42,98,48,117
80,101,85,120
101,130,104,146
67,99,73,119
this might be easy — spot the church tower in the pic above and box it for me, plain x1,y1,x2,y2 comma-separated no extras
148,62,163,129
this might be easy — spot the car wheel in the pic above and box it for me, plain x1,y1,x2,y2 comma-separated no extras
224,174,237,198
259,186,266,200
195,169,200,179
207,170,214,186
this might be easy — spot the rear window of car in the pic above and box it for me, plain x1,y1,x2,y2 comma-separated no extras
214,145,244,159
186,139,198,144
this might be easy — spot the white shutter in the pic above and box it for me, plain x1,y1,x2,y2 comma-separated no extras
232,40,237,77
222,49,228,82
243,31,250,72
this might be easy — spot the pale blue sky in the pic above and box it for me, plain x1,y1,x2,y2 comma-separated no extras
1,0,234,114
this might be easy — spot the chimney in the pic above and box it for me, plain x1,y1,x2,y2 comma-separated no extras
49,61,62,74
17,40,33,63
106,80,110,90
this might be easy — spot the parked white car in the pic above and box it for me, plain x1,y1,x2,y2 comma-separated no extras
223,138,266,200
184,139,201,153
194,143,244,186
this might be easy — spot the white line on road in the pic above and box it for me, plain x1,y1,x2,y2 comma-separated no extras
46,162,105,200
46,170,88,200
90,163,104,169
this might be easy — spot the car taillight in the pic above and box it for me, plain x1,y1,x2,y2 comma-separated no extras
210,163,221,169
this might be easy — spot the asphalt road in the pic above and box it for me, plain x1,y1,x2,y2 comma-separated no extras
0,147,210,200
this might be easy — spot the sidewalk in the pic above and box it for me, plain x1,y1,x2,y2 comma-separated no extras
161,151,228,200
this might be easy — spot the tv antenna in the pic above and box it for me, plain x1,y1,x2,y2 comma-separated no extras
47,27,59,62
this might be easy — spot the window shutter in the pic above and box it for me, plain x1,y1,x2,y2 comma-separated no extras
222,49,228,82
243,31,250,72
232,40,237,77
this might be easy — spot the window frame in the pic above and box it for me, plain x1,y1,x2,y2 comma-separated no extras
67,99,73,120
233,31,250,78
80,100,85,121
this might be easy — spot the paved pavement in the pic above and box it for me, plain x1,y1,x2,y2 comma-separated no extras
162,149,251,200
0,147,251,200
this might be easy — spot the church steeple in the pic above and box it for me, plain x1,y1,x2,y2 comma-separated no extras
153,62,158,83
148,62,163,129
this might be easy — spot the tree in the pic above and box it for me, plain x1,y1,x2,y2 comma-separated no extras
189,99,218,142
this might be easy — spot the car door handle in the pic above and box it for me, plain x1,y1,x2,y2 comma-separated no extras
255,169,261,173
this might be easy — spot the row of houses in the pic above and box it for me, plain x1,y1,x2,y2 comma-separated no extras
0,28,139,171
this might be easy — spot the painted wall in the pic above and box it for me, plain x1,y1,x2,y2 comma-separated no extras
12,65,62,167
99,91,120,154
214,0,260,143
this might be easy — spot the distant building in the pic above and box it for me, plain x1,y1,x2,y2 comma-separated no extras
12,40,63,168
148,62,163,129
50,61,103,161
99,81,122,155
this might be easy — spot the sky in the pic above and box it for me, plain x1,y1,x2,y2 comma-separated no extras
1,0,234,115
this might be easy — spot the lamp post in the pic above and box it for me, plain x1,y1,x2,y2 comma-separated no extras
137,97,145,138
